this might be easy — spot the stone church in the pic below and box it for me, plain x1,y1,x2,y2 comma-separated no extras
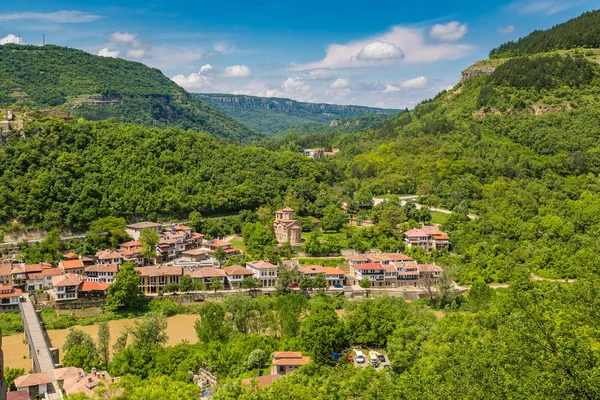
273,207,302,244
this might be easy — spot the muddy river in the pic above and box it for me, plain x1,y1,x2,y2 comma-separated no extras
3,314,199,370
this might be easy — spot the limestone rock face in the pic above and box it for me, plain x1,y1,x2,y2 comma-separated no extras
461,65,496,83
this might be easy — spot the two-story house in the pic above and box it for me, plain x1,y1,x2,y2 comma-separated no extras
185,267,226,290
353,263,385,287
135,266,182,294
125,221,163,241
322,267,346,287
26,268,65,292
85,264,119,284
404,226,450,251
0,285,22,312
0,262,13,286
270,352,311,376
246,261,278,287
95,250,123,267
51,274,83,301
223,265,254,289
201,239,238,256
58,259,86,275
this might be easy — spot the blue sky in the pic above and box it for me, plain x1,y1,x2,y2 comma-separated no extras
1,0,599,108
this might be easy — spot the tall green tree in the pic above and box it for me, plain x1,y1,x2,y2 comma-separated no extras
104,263,145,312
140,228,159,264
97,321,111,370
195,302,231,344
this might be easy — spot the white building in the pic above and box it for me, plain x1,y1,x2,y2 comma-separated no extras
246,261,278,287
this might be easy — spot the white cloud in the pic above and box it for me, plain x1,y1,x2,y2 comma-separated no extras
430,21,468,41
212,43,235,55
383,84,401,93
282,77,311,94
109,32,139,45
200,64,213,73
355,41,404,61
222,65,251,78
401,76,429,89
498,25,515,34
330,78,350,89
509,1,577,16
0,10,102,23
126,49,145,59
98,47,119,57
0,34,20,45
295,25,474,69
172,66,214,90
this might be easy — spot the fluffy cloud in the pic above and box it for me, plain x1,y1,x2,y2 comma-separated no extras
98,47,119,57
330,78,350,89
0,34,20,45
509,1,577,16
212,43,235,55
383,84,401,93
126,49,145,59
355,41,404,61
282,78,311,94
222,65,251,78
295,25,473,69
171,64,215,90
401,76,429,89
498,25,516,34
430,22,468,41
109,32,139,46
0,10,101,23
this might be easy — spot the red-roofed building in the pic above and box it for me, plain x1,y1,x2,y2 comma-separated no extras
135,266,183,294
0,285,21,312
63,251,79,260
246,261,278,287
404,225,450,251
271,352,311,375
241,374,281,389
78,281,110,299
95,250,123,266
7,390,31,400
185,267,226,290
0,262,13,286
25,268,64,292
223,265,254,289
58,259,86,275
51,274,82,301
13,373,52,398
85,264,119,284
353,262,385,286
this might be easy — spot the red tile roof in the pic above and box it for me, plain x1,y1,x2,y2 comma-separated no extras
185,267,226,279
51,274,82,287
14,373,51,388
353,262,384,271
272,356,311,366
0,287,21,299
63,252,79,260
60,259,85,270
135,266,183,277
78,281,110,292
348,254,370,262
96,250,123,260
273,351,302,358
241,374,281,389
322,267,346,276
7,391,31,400
85,264,118,273
202,239,232,248
223,265,253,276
247,260,277,270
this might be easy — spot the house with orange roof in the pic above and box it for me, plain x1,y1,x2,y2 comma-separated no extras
78,281,110,299
51,274,82,301
0,285,22,312
241,374,281,390
25,268,64,292
270,352,311,375
352,262,385,286
0,262,13,286
58,259,86,275
246,260,278,287
13,372,52,398
6,390,31,400
223,265,254,289
404,225,450,251
95,250,123,266
125,221,163,241
63,251,79,260
201,239,238,256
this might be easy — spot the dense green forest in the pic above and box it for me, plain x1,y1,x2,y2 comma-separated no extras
273,113,398,138
0,45,259,141
490,10,600,58
0,119,327,231
195,93,398,135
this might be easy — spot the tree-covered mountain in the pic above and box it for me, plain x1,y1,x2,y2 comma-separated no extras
298,46,600,282
195,93,398,136
490,9,600,58
0,44,260,142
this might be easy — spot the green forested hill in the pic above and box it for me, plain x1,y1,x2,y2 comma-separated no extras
0,119,326,230
195,93,398,135
490,9,600,58
309,51,600,282
0,44,260,141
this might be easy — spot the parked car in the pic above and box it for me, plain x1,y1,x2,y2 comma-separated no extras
377,354,386,363
355,351,365,364
347,355,354,363
369,351,379,367
383,364,391,369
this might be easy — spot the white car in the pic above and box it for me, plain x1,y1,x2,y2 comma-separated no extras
355,351,366,364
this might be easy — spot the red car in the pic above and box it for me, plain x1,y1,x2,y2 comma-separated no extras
347,355,354,363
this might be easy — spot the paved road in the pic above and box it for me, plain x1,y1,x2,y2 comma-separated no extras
21,297,61,397
373,197,478,220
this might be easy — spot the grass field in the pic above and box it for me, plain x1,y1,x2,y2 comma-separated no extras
430,211,450,225
228,235,247,252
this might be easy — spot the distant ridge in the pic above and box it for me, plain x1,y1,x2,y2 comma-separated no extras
195,93,399,136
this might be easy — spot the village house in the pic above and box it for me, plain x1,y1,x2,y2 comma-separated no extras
0,285,22,312
0,263,13,286
181,249,211,263
383,264,398,286
298,265,346,287
185,267,226,290
125,221,163,241
271,352,311,375
25,268,64,292
418,263,445,285
135,266,182,294
223,265,254,289
95,250,123,267
396,262,420,286
352,262,385,286
201,239,238,256
13,373,52,399
77,281,110,299
51,274,82,301
118,241,145,265
85,264,118,284
404,225,450,251
246,260,278,287
241,374,281,390
58,259,86,275
273,207,302,244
